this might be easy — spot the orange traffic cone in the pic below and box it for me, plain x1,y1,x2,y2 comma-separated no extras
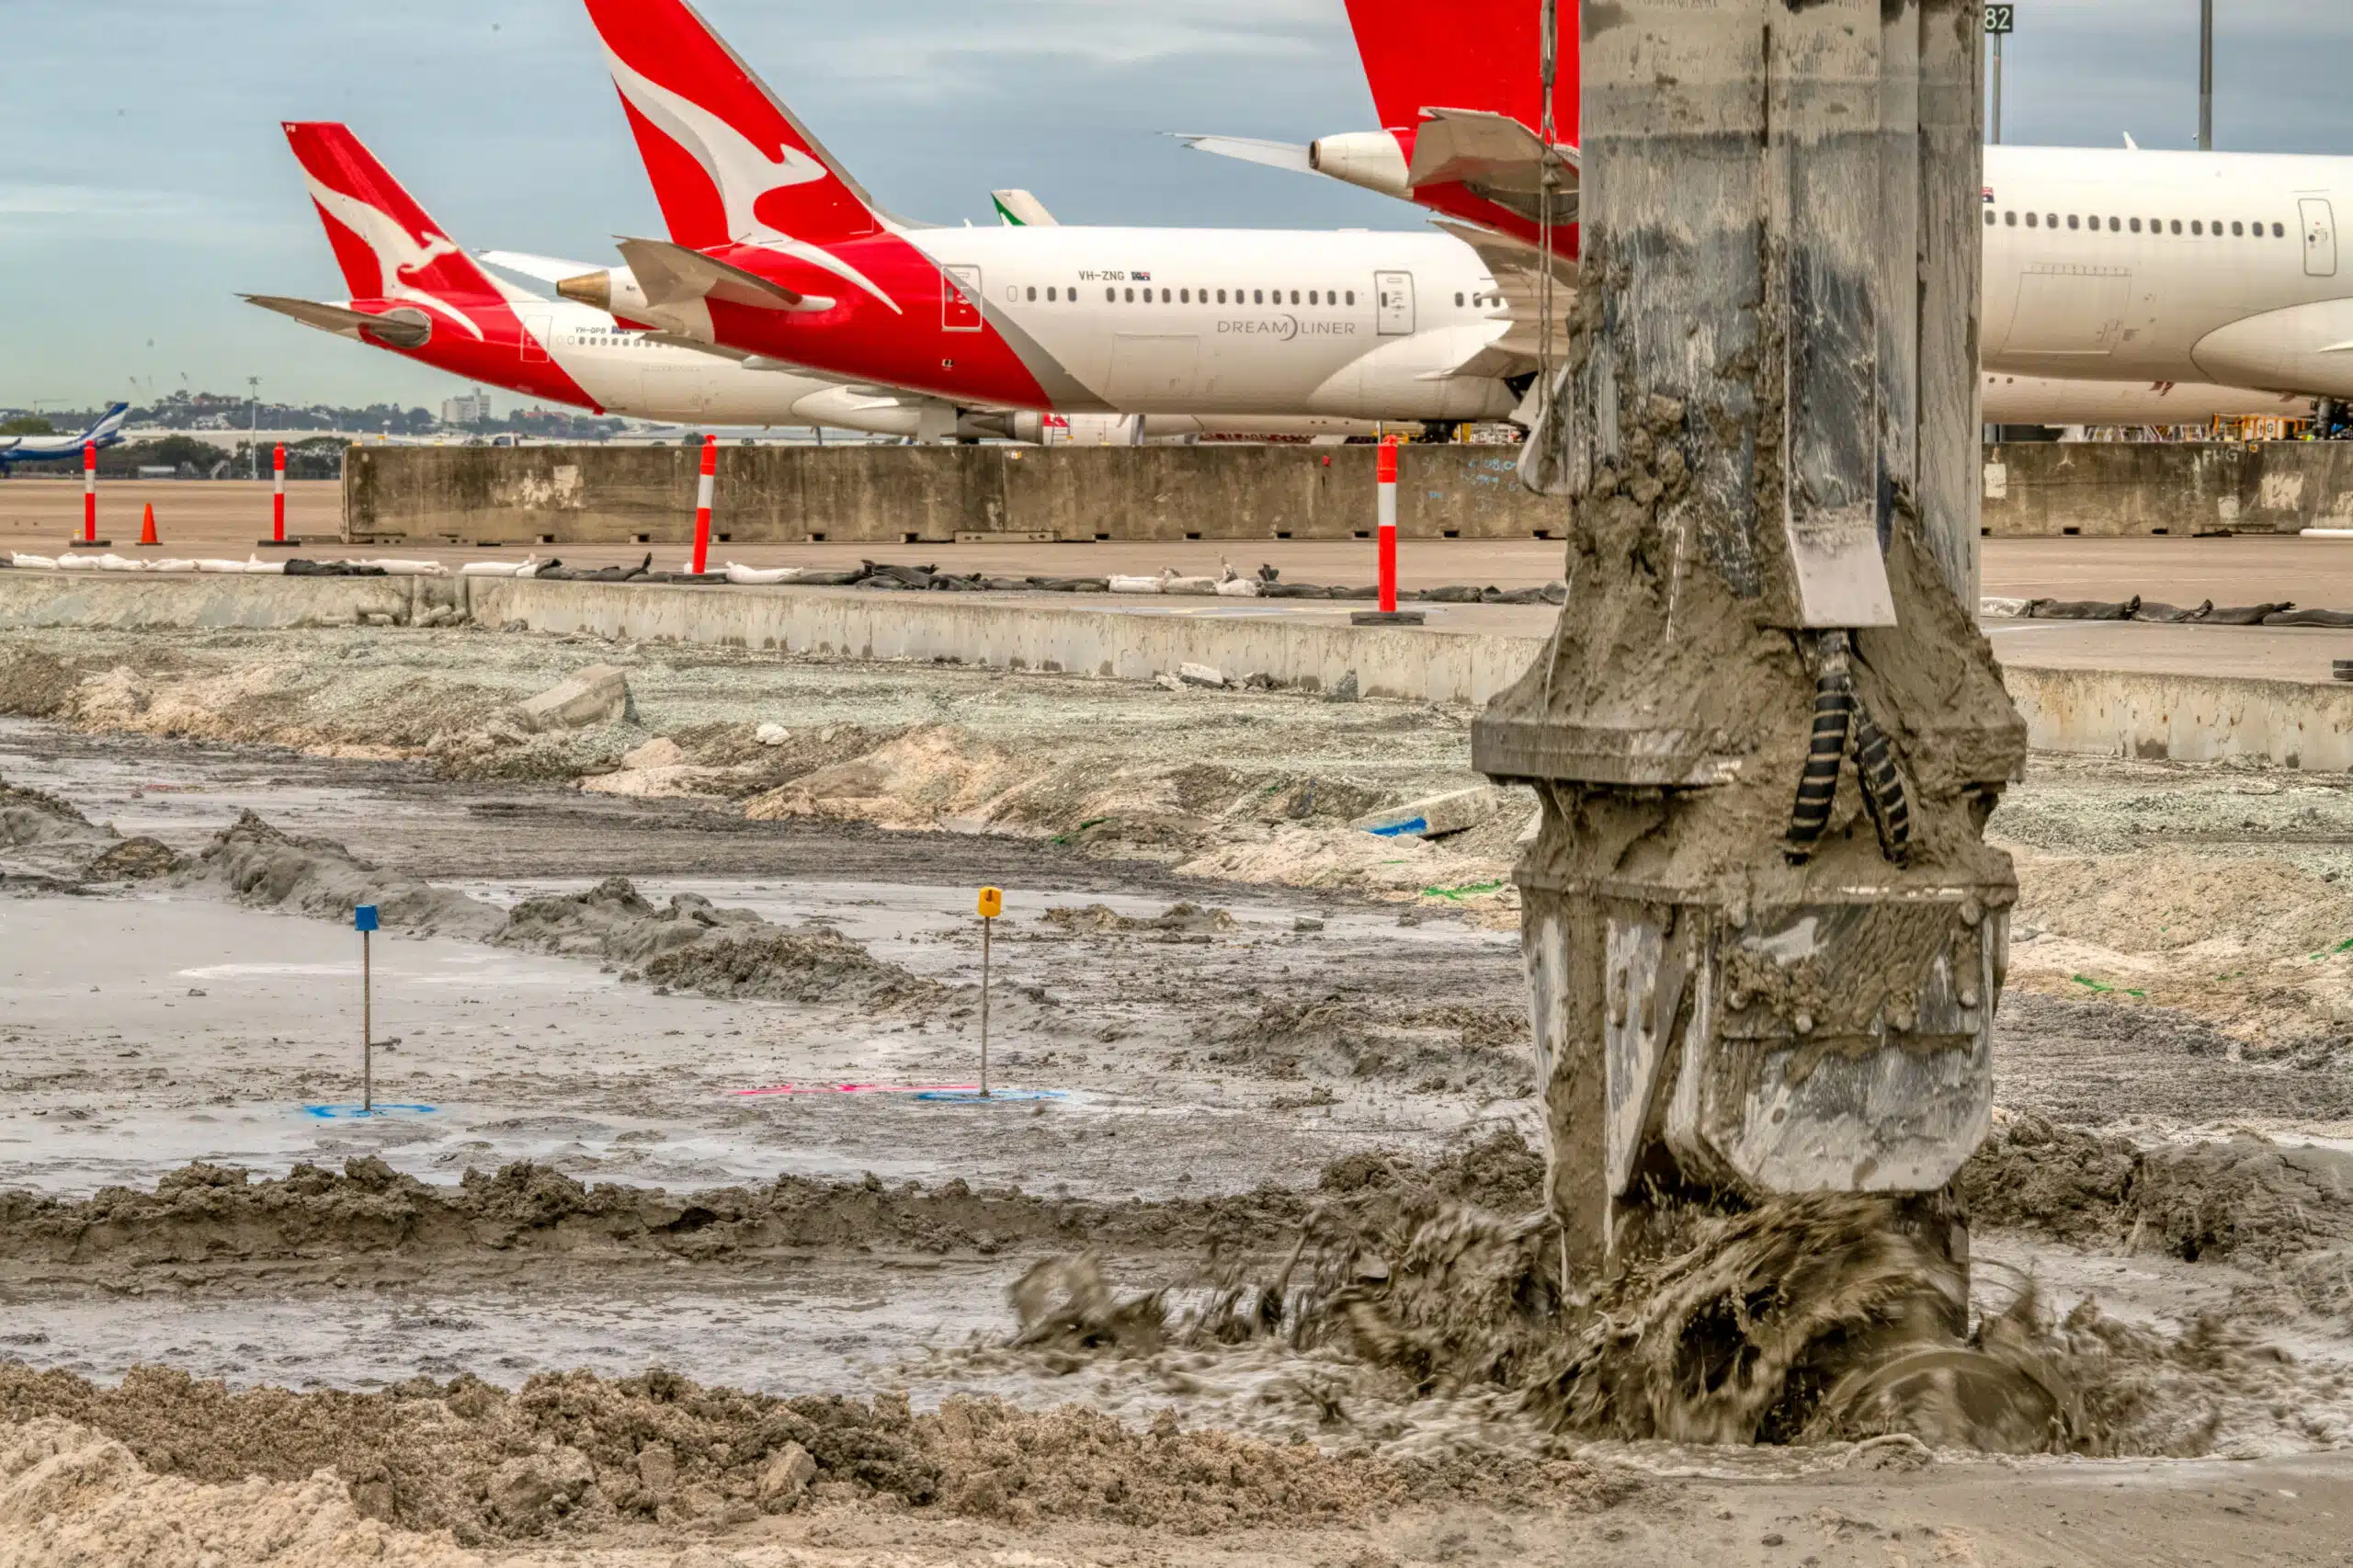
136,504,159,548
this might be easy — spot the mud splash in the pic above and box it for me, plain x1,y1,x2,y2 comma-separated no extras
1003,1131,2353,1460
0,1366,1632,1545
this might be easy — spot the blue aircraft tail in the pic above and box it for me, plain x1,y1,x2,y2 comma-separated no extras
82,403,131,447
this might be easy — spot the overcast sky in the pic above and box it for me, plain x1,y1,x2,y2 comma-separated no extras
2,0,2347,414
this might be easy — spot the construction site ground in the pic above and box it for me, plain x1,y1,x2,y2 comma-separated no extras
0,613,2350,1563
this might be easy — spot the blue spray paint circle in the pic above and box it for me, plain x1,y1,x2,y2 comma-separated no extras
913,1089,1066,1105
302,1103,438,1120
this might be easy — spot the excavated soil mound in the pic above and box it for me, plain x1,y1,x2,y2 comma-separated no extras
0,1141,1550,1279
0,1366,1631,1545
181,814,937,1009
187,810,506,939
490,876,939,1010
1206,996,1538,1095
1960,1115,2353,1264
1040,900,1238,938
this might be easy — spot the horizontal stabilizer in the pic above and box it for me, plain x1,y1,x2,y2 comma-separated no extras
1408,108,1579,226
615,236,829,312
242,294,433,349
1170,134,1315,175
477,250,608,287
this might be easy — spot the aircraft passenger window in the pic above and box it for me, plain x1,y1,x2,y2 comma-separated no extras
2277,222,2288,237
1125,287,1135,301
2170,220,2182,234
1180,289,1189,303
1984,210,1995,227
2191,222,2202,236
2067,215,2079,230
2005,211,2017,226
1286,290,1296,304
1106,288,1116,301
2046,213,2058,228
1047,287,1056,301
1026,287,1037,301
1254,290,1264,303
2130,218,2142,233
2025,212,2037,227
1217,289,1227,303
2109,217,2120,232
2233,222,2244,236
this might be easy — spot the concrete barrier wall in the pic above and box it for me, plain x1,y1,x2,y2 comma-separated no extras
5,570,2349,770
341,444,1560,547
1983,440,2353,538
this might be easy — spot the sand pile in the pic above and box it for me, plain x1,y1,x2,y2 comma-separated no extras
0,1365,1631,1546
0,773,177,886
0,1416,477,1567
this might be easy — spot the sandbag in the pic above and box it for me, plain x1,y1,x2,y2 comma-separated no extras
2200,601,2292,625
1161,575,1221,596
1258,583,1329,598
460,561,530,577
358,558,449,576
860,561,936,588
2131,599,2212,623
1028,576,1108,593
723,562,801,585
1108,574,1162,594
1482,585,1552,605
1214,577,1261,597
1419,585,1485,604
2026,597,2141,620
2263,608,2353,627
284,560,389,577
792,569,864,586
1329,585,1380,600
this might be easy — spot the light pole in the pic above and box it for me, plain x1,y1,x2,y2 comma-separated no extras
2199,0,2214,151
246,376,261,481
1985,5,2015,144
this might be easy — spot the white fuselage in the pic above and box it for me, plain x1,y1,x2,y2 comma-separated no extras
500,287,1387,439
1984,145,2353,398
915,225,1518,420
638,226,1525,423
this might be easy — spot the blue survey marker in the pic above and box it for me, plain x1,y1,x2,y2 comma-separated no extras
354,904,380,932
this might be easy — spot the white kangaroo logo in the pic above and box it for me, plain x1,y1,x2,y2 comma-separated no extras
302,172,486,340
601,43,902,315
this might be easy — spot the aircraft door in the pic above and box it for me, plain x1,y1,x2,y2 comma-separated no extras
1375,271,1415,335
521,315,551,364
943,266,984,332
2302,199,2338,278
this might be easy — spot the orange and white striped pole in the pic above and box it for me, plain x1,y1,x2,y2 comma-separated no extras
271,444,287,543
1377,436,1400,613
81,442,97,545
690,434,717,574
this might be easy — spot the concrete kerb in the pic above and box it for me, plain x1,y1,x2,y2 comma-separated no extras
462,578,1544,707
5,568,2353,769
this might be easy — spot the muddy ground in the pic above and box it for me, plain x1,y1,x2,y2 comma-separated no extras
0,623,2351,1565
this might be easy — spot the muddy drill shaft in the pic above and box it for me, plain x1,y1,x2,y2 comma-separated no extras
1476,0,2025,1278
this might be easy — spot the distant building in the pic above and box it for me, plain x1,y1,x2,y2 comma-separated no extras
440,389,494,426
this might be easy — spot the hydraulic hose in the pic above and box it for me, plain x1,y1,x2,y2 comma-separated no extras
1785,631,1853,862
1851,705,1913,867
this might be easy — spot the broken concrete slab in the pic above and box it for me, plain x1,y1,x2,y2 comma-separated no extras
1177,663,1226,688
510,664,631,733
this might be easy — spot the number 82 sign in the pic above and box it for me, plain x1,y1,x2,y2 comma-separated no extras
1985,4,2016,33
